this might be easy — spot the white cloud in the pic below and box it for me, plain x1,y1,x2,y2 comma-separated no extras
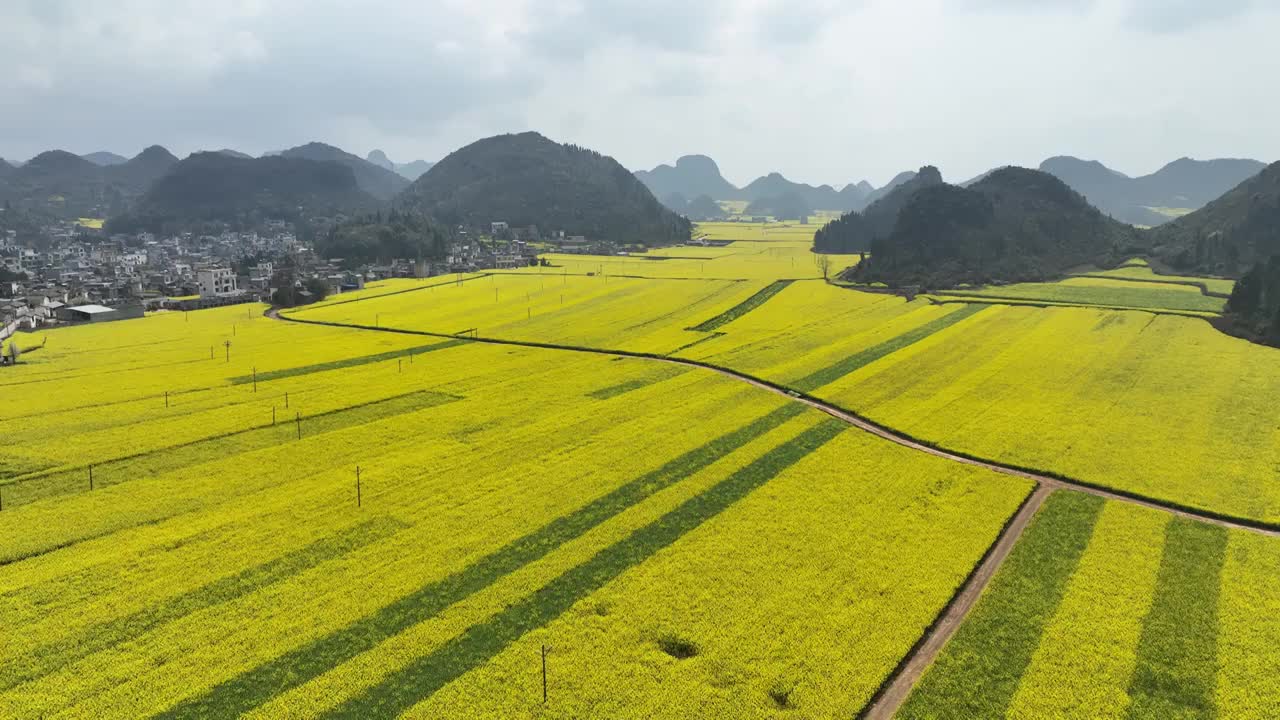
1,0,1277,186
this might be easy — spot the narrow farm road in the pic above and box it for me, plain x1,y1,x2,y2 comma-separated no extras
268,309,1279,719
859,484,1052,720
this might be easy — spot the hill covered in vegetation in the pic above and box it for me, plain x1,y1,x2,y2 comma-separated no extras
400,132,691,246
107,152,375,232
848,167,1140,288
813,167,943,253
1146,161,1280,275
0,146,178,218
279,142,409,201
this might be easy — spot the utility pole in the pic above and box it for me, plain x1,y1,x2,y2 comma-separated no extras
542,645,549,703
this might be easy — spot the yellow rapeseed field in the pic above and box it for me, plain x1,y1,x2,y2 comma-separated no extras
0,304,1031,718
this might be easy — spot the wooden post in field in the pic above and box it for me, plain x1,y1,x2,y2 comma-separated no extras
253,367,258,393
542,645,549,703
356,466,362,507
285,391,289,408
89,465,94,491
295,412,301,440
398,359,402,373
210,346,214,360
165,391,169,408
272,406,276,426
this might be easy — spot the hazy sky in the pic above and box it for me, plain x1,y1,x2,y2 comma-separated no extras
3,0,1277,187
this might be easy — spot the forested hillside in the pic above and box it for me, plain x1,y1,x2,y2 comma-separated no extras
849,167,1140,288
400,132,691,246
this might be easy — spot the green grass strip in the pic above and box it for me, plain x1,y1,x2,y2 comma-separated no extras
4,390,459,509
228,339,467,384
324,418,846,718
157,402,808,718
898,491,1106,719
792,303,988,393
688,280,794,332
1125,518,1228,718
0,517,407,692
587,366,690,400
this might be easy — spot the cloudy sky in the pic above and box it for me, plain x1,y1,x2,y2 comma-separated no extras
2,0,1277,187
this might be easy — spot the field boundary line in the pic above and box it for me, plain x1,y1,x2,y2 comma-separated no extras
1071,273,1232,299
927,293,1221,319
859,484,1053,719
270,311,1280,536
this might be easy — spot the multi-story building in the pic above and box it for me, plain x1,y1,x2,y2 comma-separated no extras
197,267,238,297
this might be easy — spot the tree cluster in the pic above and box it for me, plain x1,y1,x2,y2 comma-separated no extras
317,209,448,267
1225,256,1280,345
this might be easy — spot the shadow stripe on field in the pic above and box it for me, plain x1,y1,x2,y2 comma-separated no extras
323,418,847,718
0,516,408,694
897,491,1106,719
587,365,690,400
157,402,808,718
1125,518,1229,718
791,303,988,393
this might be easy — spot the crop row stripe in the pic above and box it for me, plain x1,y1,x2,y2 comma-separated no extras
227,339,466,385
792,304,989,392
687,279,794,332
322,418,848,718
1124,518,1228,718
0,516,408,693
896,491,1106,718
156,402,809,718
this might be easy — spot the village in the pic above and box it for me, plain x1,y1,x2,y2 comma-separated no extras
0,217,625,339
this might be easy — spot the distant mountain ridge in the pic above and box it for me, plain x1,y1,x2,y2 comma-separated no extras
400,132,690,246
848,167,1141,288
366,150,435,181
634,154,892,213
1038,155,1266,226
82,151,129,166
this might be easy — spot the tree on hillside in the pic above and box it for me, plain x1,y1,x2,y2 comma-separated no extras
813,253,832,281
